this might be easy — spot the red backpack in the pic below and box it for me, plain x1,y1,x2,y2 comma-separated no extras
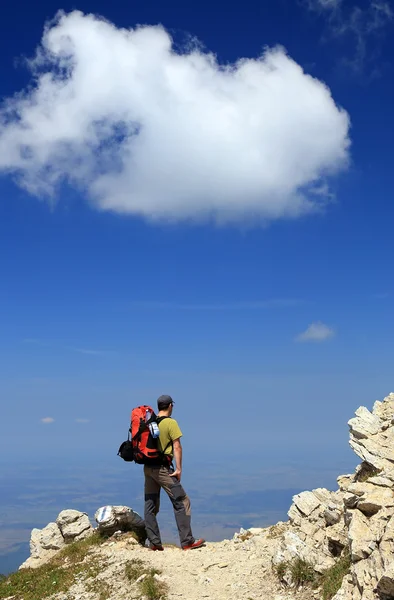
129,405,171,465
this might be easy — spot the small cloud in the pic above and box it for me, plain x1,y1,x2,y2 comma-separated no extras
296,321,335,342
372,292,390,299
75,418,90,423
68,347,114,356
41,417,55,424
305,0,394,76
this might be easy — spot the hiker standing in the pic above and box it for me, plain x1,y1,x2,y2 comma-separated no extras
144,395,204,551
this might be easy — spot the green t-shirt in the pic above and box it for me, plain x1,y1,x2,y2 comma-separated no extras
158,418,182,457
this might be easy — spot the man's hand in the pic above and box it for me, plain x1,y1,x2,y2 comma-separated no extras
169,468,182,481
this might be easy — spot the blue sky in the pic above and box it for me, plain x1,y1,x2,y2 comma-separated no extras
0,0,393,474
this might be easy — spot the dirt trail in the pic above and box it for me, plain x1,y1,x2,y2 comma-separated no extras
77,530,317,600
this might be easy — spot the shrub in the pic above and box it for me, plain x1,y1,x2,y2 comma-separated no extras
274,560,289,581
274,558,317,588
290,558,317,587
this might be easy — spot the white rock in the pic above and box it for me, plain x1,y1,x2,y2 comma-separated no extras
348,406,383,439
291,491,321,517
56,510,92,542
357,489,394,516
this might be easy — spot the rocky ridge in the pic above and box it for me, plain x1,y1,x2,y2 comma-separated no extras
8,392,394,600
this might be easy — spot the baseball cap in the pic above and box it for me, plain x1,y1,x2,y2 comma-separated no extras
157,395,174,410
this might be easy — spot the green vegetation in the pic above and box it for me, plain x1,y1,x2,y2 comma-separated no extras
356,463,381,483
275,557,316,587
139,572,168,600
125,558,147,581
274,549,351,598
125,560,168,600
0,533,107,600
0,531,169,600
320,550,351,600
289,558,316,586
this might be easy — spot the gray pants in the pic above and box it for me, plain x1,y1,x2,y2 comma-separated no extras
144,465,195,548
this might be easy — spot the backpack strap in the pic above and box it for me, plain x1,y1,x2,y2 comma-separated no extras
156,416,174,459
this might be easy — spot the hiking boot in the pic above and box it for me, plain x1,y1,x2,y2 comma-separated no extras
182,538,205,550
148,543,164,551
136,529,148,546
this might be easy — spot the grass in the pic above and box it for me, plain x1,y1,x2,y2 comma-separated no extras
274,549,351,598
356,463,381,483
275,558,317,587
125,558,147,581
125,560,167,599
320,550,351,600
289,558,316,586
0,532,107,600
139,572,168,600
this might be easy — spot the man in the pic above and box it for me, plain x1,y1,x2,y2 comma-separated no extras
144,394,205,551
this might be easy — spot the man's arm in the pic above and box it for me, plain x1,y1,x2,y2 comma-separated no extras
169,438,182,481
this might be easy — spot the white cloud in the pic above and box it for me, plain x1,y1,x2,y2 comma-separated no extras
0,11,350,224
306,0,393,74
296,321,335,342
41,417,55,423
75,418,90,423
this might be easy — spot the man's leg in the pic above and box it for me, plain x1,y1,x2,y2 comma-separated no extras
144,466,162,546
158,467,195,548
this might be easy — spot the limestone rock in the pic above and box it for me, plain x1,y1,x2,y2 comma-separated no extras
377,564,394,597
357,488,394,516
337,474,355,492
291,491,321,517
95,505,145,537
348,510,377,561
348,406,383,439
31,522,64,554
19,522,65,569
56,509,93,542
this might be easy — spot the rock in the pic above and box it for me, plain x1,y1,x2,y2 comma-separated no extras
56,509,93,543
291,491,321,517
31,522,65,555
19,521,66,569
94,505,145,538
324,506,342,526
357,489,394,516
377,564,394,597
348,406,383,439
337,474,355,492
367,475,393,487
348,508,387,562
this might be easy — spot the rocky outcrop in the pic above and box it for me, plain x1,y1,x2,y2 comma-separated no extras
94,505,145,538
20,509,93,569
15,392,394,600
273,392,394,600
56,509,93,542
